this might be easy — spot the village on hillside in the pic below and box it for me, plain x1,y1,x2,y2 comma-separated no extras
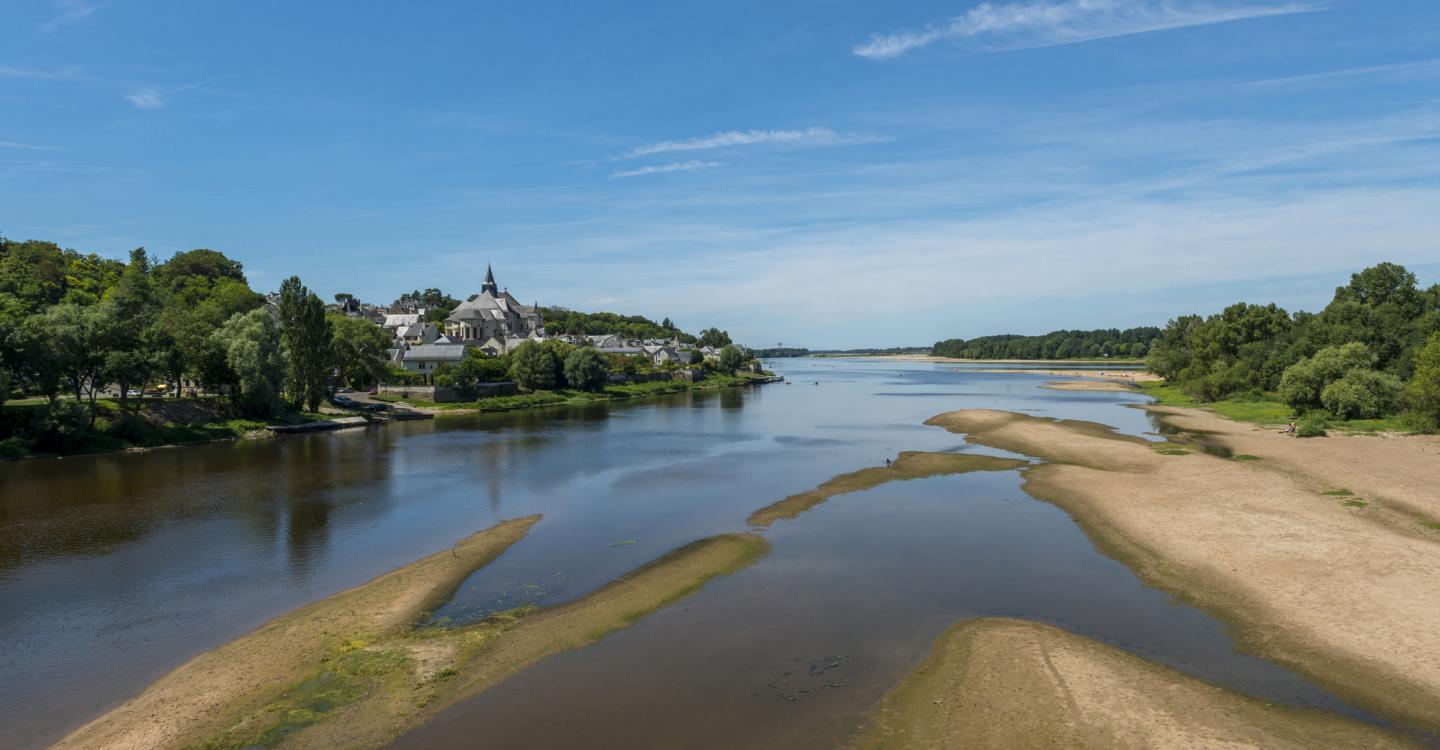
309,265,744,385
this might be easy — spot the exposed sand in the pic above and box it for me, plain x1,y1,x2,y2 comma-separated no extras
1150,404,1440,523
746,451,1028,529
926,409,1440,729
867,355,1144,366
271,533,769,749
974,368,1161,383
1042,380,1138,392
850,618,1418,749
61,522,767,750
53,515,541,750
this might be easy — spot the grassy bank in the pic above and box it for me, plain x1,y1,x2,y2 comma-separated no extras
0,397,329,460
377,372,770,413
1136,381,1411,434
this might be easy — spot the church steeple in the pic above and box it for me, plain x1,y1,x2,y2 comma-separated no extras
481,264,498,295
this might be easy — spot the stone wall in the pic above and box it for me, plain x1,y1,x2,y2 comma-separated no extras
377,381,518,403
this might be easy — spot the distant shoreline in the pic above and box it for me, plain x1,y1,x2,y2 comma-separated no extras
818,354,1148,366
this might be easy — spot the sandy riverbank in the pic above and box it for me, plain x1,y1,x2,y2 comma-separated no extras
976,367,1161,382
925,408,1440,729
747,451,1027,529
56,521,768,750
1041,380,1139,392
53,515,541,750
850,618,1418,749
864,355,1146,366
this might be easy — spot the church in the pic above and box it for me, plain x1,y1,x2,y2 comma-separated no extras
443,265,543,344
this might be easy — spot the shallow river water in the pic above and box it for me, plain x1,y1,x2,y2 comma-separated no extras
0,358,1394,748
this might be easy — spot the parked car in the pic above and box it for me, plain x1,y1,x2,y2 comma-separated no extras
329,395,355,408
367,387,378,395
336,386,352,394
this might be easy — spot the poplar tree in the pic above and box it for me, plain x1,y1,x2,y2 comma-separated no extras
278,276,333,411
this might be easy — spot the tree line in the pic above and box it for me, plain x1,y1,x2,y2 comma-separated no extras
430,339,750,393
1148,262,1440,430
0,237,391,451
538,307,710,344
932,328,1161,360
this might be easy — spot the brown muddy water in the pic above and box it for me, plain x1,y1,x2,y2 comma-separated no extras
0,359,1403,748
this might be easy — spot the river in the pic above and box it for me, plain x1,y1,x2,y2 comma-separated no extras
0,358,1388,749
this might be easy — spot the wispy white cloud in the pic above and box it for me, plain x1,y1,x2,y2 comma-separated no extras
38,0,111,33
0,141,65,151
610,160,722,179
124,77,219,109
623,127,883,158
854,0,1322,60
1239,58,1440,91
0,65,84,80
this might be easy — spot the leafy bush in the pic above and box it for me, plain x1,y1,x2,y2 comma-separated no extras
29,401,92,452
562,347,610,393
0,436,26,459
382,365,425,386
1296,410,1329,438
107,413,151,442
1407,332,1440,431
718,345,745,373
434,349,509,386
1278,343,1375,411
508,341,559,391
1320,369,1403,420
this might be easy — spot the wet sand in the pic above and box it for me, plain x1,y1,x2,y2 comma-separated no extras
54,519,769,750
52,515,541,750
850,618,1418,749
927,408,1440,729
747,451,1027,528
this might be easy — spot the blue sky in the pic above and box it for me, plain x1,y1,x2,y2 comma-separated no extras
2,1,1439,348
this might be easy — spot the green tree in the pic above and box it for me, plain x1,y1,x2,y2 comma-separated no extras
563,347,610,392
104,249,163,409
213,309,286,417
698,327,732,348
1406,332,1440,430
508,340,558,391
42,302,113,425
1321,369,1404,420
329,315,392,388
434,349,509,386
154,249,247,291
718,345,745,372
278,276,333,411
1277,343,1375,411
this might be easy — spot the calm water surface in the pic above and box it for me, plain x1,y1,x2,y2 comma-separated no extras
0,359,1391,749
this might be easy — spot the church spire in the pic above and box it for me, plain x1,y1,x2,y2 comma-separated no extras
482,264,498,295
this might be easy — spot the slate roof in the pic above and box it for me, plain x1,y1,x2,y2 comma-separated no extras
402,343,467,362
383,313,421,329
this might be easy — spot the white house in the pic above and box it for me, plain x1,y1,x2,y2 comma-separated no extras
400,338,467,381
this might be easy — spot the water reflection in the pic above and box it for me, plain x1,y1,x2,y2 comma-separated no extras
0,360,1277,749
